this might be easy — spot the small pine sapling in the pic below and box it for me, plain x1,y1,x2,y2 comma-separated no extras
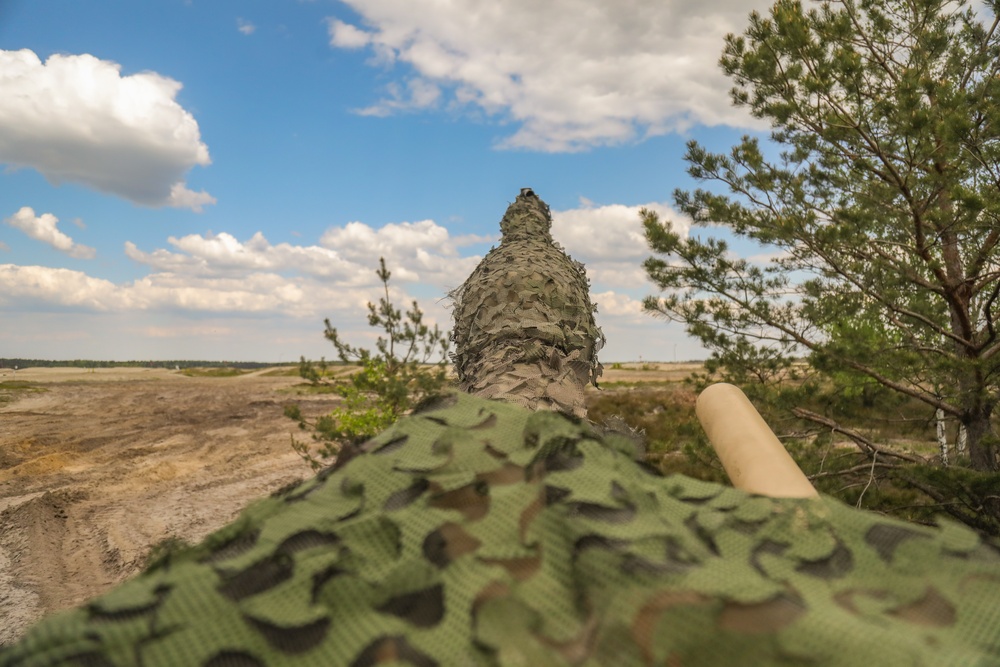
287,258,451,470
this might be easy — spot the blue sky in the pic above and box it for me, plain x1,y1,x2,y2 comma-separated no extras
0,0,774,363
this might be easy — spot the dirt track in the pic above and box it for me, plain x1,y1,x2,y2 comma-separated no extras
0,367,342,646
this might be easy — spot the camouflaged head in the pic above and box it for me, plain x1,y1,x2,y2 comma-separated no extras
450,189,605,418
498,187,554,242
6,390,1000,666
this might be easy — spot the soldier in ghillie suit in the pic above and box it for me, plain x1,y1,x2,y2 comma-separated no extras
450,188,604,418
5,192,1000,666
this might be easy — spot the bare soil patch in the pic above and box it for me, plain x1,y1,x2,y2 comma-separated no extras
0,367,341,646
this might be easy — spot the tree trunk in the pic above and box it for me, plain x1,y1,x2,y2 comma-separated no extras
964,406,998,472
937,408,949,467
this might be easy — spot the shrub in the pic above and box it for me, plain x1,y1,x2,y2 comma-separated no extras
286,258,452,470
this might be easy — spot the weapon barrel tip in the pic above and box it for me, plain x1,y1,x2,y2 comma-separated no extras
696,383,818,499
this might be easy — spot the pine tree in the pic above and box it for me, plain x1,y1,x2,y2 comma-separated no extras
644,0,1000,470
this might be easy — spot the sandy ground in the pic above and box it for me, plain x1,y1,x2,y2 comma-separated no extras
591,362,704,386
0,367,342,646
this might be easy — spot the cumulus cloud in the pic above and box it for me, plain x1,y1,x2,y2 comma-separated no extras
328,18,372,48
166,182,217,213
551,200,687,289
355,79,442,116
319,219,490,287
592,290,645,318
237,18,256,35
0,263,364,318
4,206,96,259
0,49,214,210
0,265,119,309
328,0,770,151
125,231,361,280
123,218,490,290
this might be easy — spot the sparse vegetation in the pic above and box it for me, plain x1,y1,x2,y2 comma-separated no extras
286,258,452,470
591,365,1000,535
259,366,305,377
0,381,46,405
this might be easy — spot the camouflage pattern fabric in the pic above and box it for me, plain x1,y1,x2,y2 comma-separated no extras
450,189,605,418
5,391,1000,666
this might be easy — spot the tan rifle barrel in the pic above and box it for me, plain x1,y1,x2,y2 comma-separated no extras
696,383,818,498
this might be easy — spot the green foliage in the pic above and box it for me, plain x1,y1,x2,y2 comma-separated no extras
644,0,1000,471
900,465,1000,534
297,356,333,385
588,370,998,535
287,258,452,470
586,386,727,483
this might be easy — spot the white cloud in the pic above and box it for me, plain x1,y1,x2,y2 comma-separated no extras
122,219,490,290
0,262,462,359
166,182,216,213
104,218,493,323
1,205,702,360
329,0,770,151
592,290,645,318
0,263,360,317
355,79,442,116
140,324,238,339
4,206,96,259
328,18,372,48
551,200,687,289
125,231,361,280
746,249,791,265
0,49,213,210
319,219,490,287
237,18,256,35
0,265,119,309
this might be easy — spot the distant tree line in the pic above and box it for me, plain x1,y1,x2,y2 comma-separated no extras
0,359,289,370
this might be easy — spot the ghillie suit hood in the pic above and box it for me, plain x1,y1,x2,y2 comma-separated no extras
450,188,604,418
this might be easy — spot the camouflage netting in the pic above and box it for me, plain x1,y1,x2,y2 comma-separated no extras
450,188,604,418
5,390,1000,666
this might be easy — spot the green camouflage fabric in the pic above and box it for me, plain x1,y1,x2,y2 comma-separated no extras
5,391,1000,666
450,189,605,418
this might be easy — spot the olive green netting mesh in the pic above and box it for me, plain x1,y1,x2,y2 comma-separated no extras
450,189,604,418
5,391,1000,666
